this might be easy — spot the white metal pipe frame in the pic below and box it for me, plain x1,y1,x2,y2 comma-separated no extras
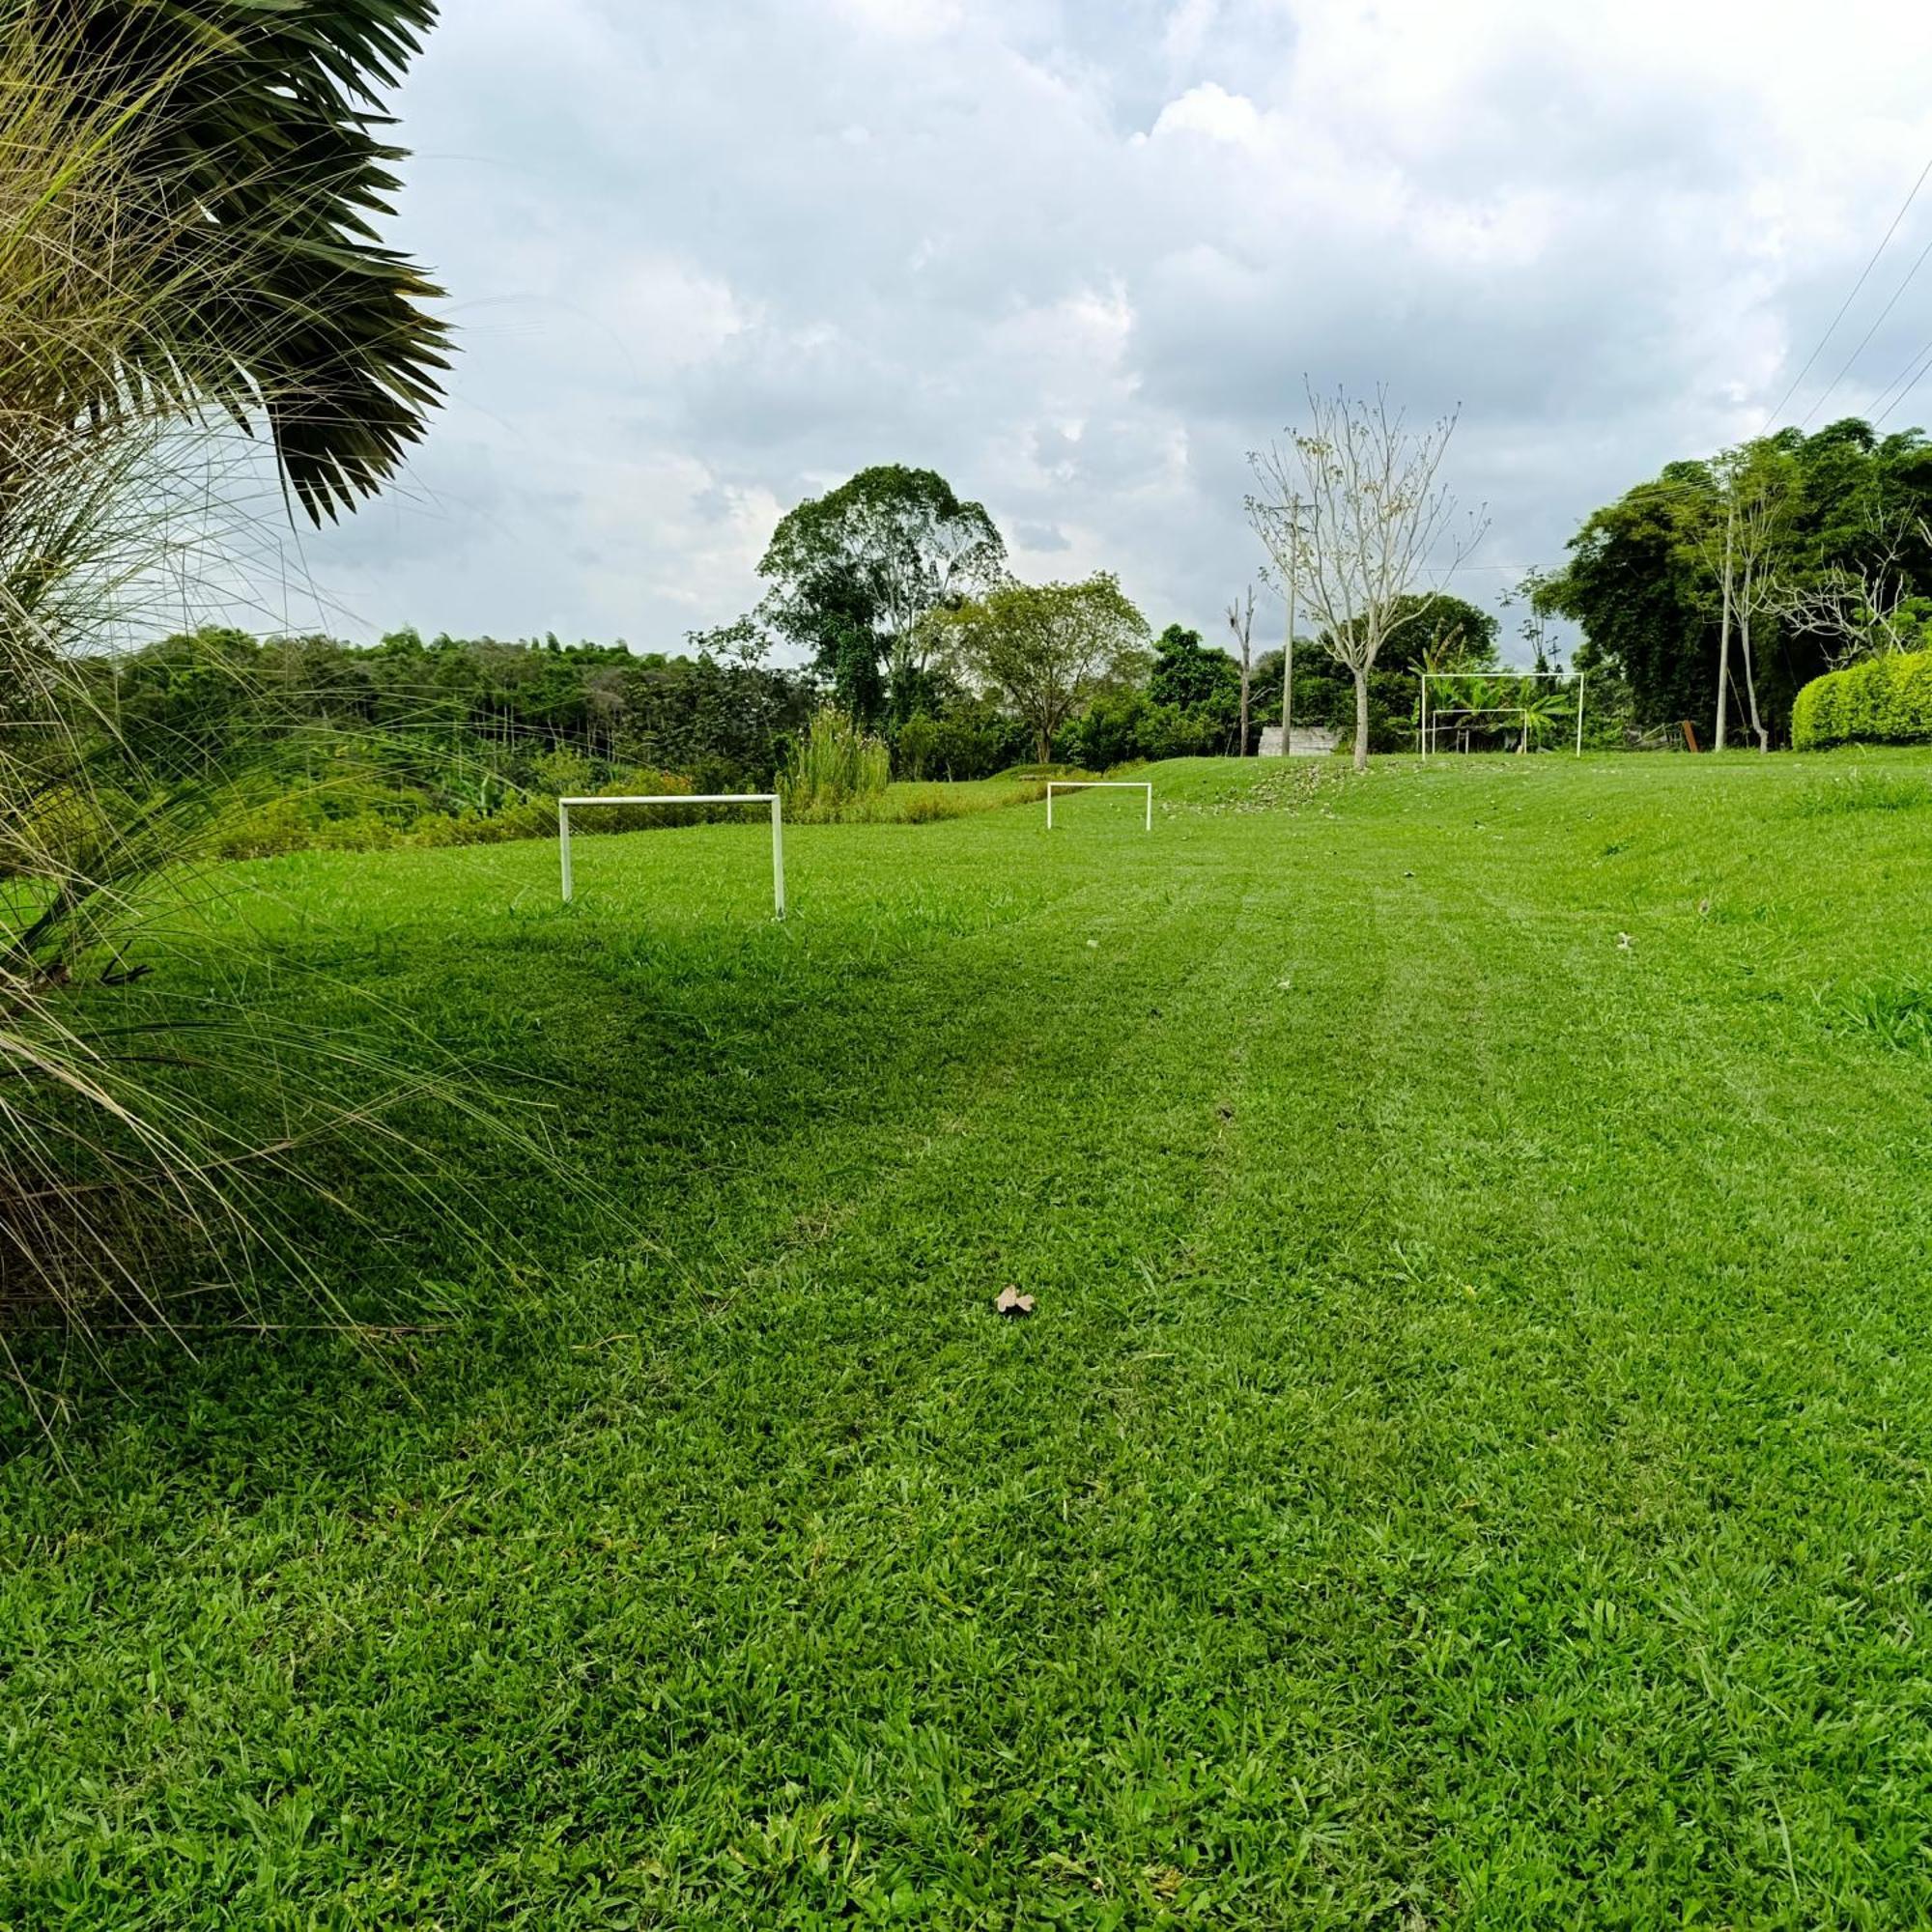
1417,670,1586,759
557,794,785,919
1044,781,1153,832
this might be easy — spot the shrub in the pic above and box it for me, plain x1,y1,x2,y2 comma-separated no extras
1056,690,1226,767
886,779,1047,825
0,0,574,1372
895,713,941,781
779,710,890,820
1793,650,1932,751
898,787,952,824
889,702,1026,781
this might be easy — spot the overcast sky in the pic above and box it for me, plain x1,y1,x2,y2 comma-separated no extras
248,0,1932,663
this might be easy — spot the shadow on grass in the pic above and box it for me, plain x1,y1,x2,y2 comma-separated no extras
0,857,1109,1497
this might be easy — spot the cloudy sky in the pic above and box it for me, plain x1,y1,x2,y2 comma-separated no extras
253,0,1932,662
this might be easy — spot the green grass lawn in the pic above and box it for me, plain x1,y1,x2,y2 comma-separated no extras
8,752,1932,1927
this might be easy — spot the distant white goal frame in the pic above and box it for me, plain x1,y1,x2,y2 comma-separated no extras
1417,670,1586,758
557,794,785,919
1045,781,1153,831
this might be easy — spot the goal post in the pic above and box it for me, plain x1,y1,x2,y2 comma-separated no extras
1045,781,1153,831
1417,669,1586,758
557,793,784,918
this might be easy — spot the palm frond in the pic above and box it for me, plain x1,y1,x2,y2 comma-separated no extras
2,0,449,523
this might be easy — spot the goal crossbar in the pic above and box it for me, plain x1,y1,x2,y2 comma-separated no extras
1417,670,1586,758
557,793,784,918
1045,781,1152,831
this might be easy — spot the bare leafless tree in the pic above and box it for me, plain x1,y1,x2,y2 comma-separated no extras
1776,510,1932,668
1248,386,1486,772
1226,584,1255,755
1689,443,1797,753
1727,454,1793,753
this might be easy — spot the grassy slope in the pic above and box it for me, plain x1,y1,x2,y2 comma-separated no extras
6,753,1932,1927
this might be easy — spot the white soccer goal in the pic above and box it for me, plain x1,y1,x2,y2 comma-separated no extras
557,794,785,918
1417,670,1586,758
1045,781,1153,831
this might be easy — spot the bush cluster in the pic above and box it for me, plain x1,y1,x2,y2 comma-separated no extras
891,701,1030,781
1792,651,1932,751
213,765,695,859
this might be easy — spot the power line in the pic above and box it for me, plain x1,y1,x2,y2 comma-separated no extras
1798,224,1932,431
1760,148,1932,431
1872,329,1932,427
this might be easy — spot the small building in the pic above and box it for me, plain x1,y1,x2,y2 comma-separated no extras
1259,724,1340,757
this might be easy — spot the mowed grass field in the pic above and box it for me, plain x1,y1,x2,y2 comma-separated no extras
7,752,1932,1927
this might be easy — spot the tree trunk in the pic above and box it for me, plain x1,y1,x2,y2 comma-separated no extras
1716,506,1733,752
1739,614,1770,752
1238,663,1250,756
1352,670,1370,772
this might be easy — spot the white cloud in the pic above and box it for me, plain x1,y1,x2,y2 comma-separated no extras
610,258,753,372
252,0,1932,658
1149,82,1267,148
1160,0,1221,67
829,0,965,38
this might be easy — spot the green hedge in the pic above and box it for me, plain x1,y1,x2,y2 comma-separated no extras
1793,650,1932,751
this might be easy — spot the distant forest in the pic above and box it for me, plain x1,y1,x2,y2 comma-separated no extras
85,417,1932,859
93,592,1511,856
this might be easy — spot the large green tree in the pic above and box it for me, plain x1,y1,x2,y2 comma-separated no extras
1148,624,1241,717
937,574,1151,763
755,465,1007,723
1541,421,1932,742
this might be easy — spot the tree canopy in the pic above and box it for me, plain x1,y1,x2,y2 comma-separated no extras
1320,592,1500,674
1148,624,1242,715
756,465,1007,723
937,574,1151,762
1540,421,1932,741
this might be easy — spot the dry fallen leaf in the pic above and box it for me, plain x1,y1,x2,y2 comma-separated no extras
1147,1864,1186,1902
994,1285,1035,1319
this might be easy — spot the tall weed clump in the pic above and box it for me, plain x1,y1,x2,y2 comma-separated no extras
0,2,553,1404
779,709,891,821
